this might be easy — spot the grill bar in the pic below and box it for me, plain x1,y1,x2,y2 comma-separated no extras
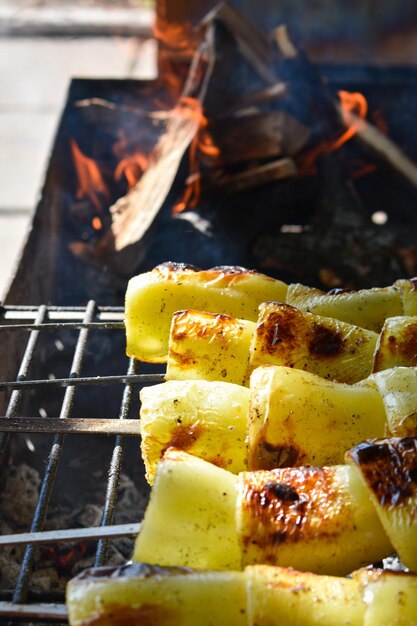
95,358,139,565
0,305,48,463
1,304,124,317
0,523,141,547
0,603,67,621
0,417,142,435
0,372,164,391
0,321,125,332
11,300,97,607
0,303,160,622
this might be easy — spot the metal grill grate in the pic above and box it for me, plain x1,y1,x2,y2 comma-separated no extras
0,303,164,623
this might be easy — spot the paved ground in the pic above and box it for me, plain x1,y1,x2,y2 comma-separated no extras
0,0,155,299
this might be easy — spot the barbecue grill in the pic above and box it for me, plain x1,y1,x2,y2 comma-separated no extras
3,2,417,622
0,303,165,623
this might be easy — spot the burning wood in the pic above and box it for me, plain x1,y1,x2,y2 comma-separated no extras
99,4,305,270
80,20,215,274
207,111,310,166
341,105,417,189
110,98,205,250
61,2,417,287
202,2,275,85
207,157,297,193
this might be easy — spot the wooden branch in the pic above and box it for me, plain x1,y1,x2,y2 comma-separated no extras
218,82,288,118
342,108,417,190
202,2,276,85
109,103,201,251
208,111,310,166
100,24,216,263
273,19,417,191
272,24,342,138
208,157,297,192
274,24,298,59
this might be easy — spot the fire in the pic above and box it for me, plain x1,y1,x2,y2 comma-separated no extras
154,1,203,106
333,90,368,150
112,128,149,191
115,153,149,190
70,132,150,217
173,90,369,213
153,19,198,54
154,0,198,55
173,97,220,214
70,140,109,211
300,90,368,173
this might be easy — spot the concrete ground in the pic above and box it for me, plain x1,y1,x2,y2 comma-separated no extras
0,0,155,299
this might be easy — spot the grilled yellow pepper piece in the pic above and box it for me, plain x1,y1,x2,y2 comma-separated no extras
249,302,378,384
354,568,417,626
236,462,389,576
140,379,249,484
247,564,364,626
133,449,392,576
67,563,368,626
133,448,241,570
166,309,255,385
394,278,417,316
247,365,386,469
346,436,417,572
286,283,402,332
125,263,287,362
373,316,417,372
67,563,247,626
365,366,417,435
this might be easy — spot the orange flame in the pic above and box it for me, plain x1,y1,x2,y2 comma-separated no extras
154,0,198,54
70,139,109,210
154,2,201,104
173,98,220,215
115,153,149,190
333,90,368,150
153,20,198,54
300,90,368,174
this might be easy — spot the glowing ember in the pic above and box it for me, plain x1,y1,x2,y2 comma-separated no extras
91,216,103,231
43,542,88,575
70,140,109,211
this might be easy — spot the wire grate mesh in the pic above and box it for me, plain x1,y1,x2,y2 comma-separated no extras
0,303,164,623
